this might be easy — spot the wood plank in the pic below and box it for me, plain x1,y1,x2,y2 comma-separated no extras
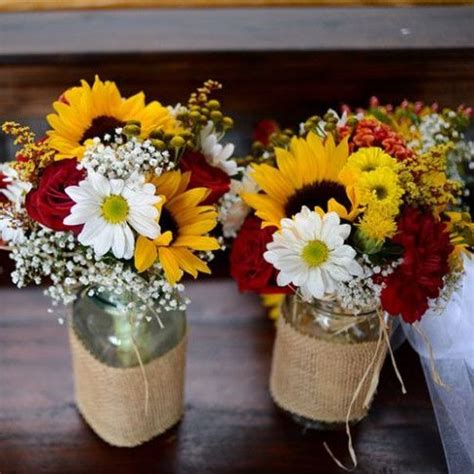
0,7,473,56
1,50,473,121
0,282,447,473
0,0,471,12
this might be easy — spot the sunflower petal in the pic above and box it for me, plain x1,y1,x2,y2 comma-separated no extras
294,136,319,186
168,187,209,211
179,219,217,236
177,171,192,195
171,247,211,279
136,101,176,135
275,146,301,189
152,171,182,201
120,92,146,118
241,192,284,228
327,199,350,220
134,236,158,273
153,230,173,246
306,132,329,179
159,247,183,285
173,206,217,226
251,164,293,203
328,136,349,180
173,235,220,251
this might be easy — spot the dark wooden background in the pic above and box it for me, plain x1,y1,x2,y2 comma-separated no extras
0,281,447,474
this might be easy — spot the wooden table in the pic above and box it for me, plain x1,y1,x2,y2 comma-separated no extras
0,281,447,473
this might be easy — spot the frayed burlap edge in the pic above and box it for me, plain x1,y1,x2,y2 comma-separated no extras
270,315,387,424
69,326,187,447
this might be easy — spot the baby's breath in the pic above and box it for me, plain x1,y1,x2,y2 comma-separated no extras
80,134,173,179
9,227,187,318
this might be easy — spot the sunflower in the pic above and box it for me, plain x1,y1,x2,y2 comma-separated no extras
134,170,220,285
242,132,360,228
47,76,176,160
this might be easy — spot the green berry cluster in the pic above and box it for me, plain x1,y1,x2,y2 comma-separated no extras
123,80,235,162
175,80,234,142
239,127,296,167
123,119,189,161
303,112,358,136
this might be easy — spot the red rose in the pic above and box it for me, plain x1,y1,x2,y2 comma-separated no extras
381,208,453,324
252,119,280,146
25,159,85,232
230,215,289,294
180,150,230,205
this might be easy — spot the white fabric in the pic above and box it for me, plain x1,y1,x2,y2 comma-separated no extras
402,257,474,473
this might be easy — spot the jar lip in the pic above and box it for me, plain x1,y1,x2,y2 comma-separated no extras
285,294,377,318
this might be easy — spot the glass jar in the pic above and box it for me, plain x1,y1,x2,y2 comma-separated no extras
71,287,186,368
276,294,382,431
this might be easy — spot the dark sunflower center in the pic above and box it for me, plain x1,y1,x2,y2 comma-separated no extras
80,115,125,144
284,180,351,218
160,208,179,239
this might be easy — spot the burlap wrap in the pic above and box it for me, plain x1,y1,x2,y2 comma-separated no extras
270,315,387,423
69,326,187,447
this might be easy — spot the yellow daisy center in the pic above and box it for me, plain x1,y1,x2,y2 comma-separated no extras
302,240,329,267
102,195,129,224
373,185,388,200
361,164,376,172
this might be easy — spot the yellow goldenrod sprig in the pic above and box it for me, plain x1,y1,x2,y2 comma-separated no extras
1,121,56,184
445,211,474,270
399,143,462,212
2,121,35,146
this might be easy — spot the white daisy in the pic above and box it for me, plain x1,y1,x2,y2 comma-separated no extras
0,217,25,245
200,121,237,176
264,207,363,301
221,167,259,237
64,171,161,259
0,163,32,208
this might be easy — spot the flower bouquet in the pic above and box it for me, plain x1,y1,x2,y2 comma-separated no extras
225,101,474,440
0,77,237,447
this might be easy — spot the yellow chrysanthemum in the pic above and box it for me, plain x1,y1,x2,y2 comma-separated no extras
134,170,220,285
47,76,176,160
242,132,360,228
346,147,400,174
358,203,398,242
261,294,284,321
356,167,404,213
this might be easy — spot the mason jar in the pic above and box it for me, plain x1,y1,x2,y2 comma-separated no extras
69,286,187,447
270,294,386,431
72,287,186,368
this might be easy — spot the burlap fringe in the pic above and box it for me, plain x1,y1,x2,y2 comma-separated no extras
69,326,187,447
270,315,388,424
